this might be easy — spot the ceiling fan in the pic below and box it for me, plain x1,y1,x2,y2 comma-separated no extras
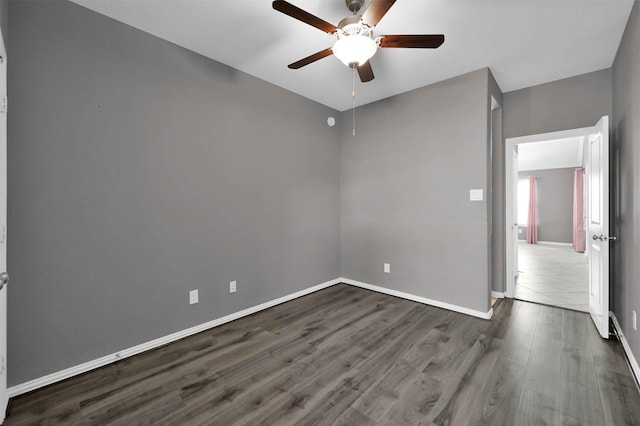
272,0,445,83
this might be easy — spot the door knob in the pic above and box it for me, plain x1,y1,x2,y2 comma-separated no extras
0,272,8,290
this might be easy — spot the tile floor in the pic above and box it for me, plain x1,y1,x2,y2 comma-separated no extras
515,241,589,312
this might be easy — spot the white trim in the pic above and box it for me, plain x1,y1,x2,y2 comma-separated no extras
537,241,573,247
505,145,517,299
492,291,506,299
7,278,342,398
0,25,7,424
610,312,640,385
341,278,493,320
508,127,592,145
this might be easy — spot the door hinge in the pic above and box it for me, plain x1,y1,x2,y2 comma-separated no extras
0,97,6,114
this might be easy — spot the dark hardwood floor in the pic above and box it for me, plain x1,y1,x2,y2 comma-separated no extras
6,284,640,425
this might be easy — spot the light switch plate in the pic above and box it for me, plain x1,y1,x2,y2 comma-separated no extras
189,289,199,305
469,189,483,201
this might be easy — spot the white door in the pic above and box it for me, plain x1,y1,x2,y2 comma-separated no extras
587,116,610,339
0,27,7,420
512,149,519,280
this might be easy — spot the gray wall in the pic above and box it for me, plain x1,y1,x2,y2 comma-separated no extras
491,69,612,292
340,69,494,314
518,168,575,243
8,0,341,385
503,69,612,139
612,0,640,377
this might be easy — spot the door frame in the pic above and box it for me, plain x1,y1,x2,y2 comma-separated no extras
505,126,590,297
0,23,7,420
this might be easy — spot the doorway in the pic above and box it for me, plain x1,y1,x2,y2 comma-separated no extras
514,141,588,312
505,117,611,338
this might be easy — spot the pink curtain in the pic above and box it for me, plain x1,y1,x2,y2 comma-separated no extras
526,175,538,244
573,169,586,252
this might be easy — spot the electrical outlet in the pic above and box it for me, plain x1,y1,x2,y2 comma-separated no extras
230,280,237,293
384,263,390,274
633,310,637,331
189,289,199,305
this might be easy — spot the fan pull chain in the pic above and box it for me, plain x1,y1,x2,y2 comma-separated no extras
352,67,356,136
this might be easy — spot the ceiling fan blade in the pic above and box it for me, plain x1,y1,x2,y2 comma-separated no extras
378,34,445,48
272,0,337,34
361,0,397,27
357,61,375,82
288,47,334,69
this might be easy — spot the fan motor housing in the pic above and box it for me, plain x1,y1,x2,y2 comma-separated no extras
337,15,361,31
337,14,373,39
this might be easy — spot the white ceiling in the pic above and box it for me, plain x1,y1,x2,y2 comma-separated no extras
518,137,584,171
70,0,634,111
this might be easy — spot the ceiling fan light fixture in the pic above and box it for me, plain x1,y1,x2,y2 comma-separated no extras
332,34,377,68
273,0,445,83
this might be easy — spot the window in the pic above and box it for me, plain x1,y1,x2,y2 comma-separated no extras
517,178,530,225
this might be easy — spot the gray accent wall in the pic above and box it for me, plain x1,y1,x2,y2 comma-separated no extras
612,0,640,378
518,168,575,244
340,69,496,314
490,69,612,292
8,0,340,385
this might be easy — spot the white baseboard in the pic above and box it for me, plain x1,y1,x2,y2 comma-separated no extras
610,312,640,385
9,277,495,397
341,278,493,320
7,278,343,398
491,291,506,299
538,241,572,246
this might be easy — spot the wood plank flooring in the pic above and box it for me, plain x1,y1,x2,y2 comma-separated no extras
6,284,640,425
516,242,589,312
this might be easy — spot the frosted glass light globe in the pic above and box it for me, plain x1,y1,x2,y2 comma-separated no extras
332,35,377,67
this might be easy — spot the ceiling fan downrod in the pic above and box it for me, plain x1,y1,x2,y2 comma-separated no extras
345,0,364,14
